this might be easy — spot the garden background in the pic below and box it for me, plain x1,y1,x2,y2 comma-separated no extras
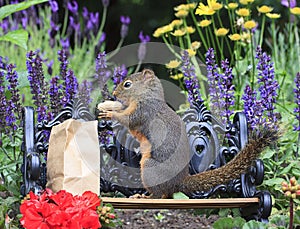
0,0,300,228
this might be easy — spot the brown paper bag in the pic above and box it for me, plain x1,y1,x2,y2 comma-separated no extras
46,119,100,195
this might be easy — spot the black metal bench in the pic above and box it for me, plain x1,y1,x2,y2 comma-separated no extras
20,99,272,222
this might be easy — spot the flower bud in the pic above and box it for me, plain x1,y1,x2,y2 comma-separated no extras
281,181,288,187
291,193,297,199
290,177,297,186
285,191,292,197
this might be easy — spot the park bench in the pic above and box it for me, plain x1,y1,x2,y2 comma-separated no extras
20,99,272,222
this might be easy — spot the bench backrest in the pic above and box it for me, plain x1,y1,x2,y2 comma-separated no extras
21,99,251,198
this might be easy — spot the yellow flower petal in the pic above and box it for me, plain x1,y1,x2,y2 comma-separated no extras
185,26,195,34
236,8,250,17
290,7,300,15
166,60,181,69
244,20,257,30
195,3,215,16
170,19,183,27
215,28,229,36
174,4,189,11
170,73,184,80
241,32,251,43
239,0,254,5
171,29,186,37
226,3,238,10
208,0,223,11
186,49,196,56
228,33,241,41
175,10,189,18
191,41,201,50
153,25,173,37
266,13,281,19
198,19,212,27
257,5,273,14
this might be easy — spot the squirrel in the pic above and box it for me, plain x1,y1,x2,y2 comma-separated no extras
98,69,279,198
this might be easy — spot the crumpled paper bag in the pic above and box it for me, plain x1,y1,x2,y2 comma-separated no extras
46,119,100,195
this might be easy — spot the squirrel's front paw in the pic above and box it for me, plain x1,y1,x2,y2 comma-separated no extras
98,110,114,119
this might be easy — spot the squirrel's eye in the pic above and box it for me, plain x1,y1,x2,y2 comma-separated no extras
123,80,132,89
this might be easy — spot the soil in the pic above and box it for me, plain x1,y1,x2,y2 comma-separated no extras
115,209,220,229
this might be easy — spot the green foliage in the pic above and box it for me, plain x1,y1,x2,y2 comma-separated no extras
212,216,246,229
0,29,28,50
173,192,189,199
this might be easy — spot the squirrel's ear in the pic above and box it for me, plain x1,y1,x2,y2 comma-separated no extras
142,69,155,80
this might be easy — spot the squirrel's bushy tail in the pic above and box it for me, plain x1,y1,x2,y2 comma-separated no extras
180,128,279,194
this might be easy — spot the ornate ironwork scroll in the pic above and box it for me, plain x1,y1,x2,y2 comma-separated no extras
21,98,271,221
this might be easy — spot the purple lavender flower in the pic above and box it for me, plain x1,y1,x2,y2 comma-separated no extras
6,63,21,118
58,49,68,81
95,52,111,100
63,69,78,106
138,31,150,61
256,46,279,126
60,37,70,50
67,1,78,14
219,59,235,123
49,0,59,12
99,129,114,145
206,49,235,124
120,16,130,39
49,75,62,116
102,0,110,7
206,48,221,112
78,80,93,105
26,51,48,122
0,70,7,133
242,85,265,130
48,21,60,48
281,0,296,8
113,65,127,87
181,50,202,105
293,72,300,131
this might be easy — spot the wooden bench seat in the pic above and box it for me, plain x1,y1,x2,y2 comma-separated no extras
20,99,272,222
102,197,259,209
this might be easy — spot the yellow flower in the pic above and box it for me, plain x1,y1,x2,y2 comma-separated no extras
228,33,241,41
185,26,196,34
171,29,186,37
226,3,238,10
153,25,173,37
290,7,300,15
198,19,212,27
244,20,256,30
191,41,201,50
257,5,273,14
186,49,196,56
236,8,250,17
170,19,183,28
170,73,184,80
174,4,189,11
239,0,254,5
195,3,215,15
166,60,181,69
241,32,251,43
187,3,197,10
266,13,281,19
215,28,229,36
208,0,223,11
175,9,189,18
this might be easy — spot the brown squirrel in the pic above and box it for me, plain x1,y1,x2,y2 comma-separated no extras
98,69,278,198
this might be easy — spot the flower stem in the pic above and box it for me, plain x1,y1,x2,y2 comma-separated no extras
289,198,294,229
250,34,255,90
259,14,266,47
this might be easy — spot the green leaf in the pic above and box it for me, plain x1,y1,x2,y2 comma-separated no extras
242,220,268,229
213,217,246,229
0,0,48,21
264,178,285,187
172,192,189,199
0,30,28,50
